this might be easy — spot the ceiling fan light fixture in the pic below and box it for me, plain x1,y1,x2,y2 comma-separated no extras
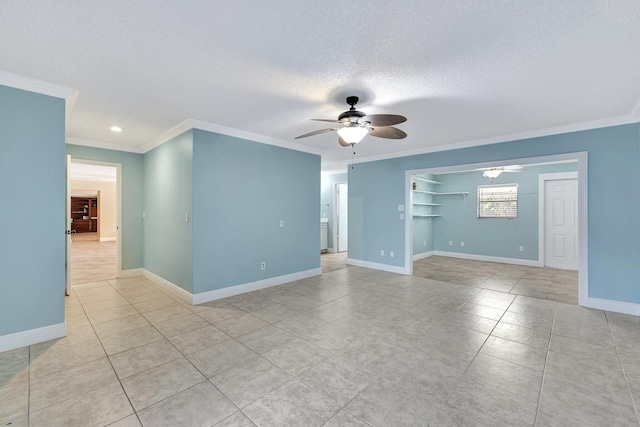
483,169,503,179
337,125,368,144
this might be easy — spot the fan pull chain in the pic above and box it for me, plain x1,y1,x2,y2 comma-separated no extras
351,146,356,169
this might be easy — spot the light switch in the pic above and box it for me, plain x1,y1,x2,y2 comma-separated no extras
280,220,284,228
398,204,405,212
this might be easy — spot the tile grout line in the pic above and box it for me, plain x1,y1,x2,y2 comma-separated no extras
604,312,640,426
532,301,558,426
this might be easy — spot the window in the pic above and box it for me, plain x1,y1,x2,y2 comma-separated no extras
477,184,518,218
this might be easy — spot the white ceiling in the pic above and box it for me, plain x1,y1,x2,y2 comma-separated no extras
2,1,639,171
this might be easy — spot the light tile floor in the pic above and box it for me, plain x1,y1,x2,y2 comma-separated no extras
2,267,638,426
71,239,117,285
414,256,579,304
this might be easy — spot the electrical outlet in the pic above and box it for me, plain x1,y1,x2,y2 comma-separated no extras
424,240,427,246
380,250,384,256
449,241,452,246
519,246,524,252
399,213,405,220
260,261,266,270
460,241,465,247
390,251,394,258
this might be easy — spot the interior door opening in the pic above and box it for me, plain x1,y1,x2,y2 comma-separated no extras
66,159,122,288
405,152,587,306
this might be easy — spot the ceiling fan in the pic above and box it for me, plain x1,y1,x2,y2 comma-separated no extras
295,96,407,147
479,165,525,179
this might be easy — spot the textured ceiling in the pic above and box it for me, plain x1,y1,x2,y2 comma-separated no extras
1,1,640,170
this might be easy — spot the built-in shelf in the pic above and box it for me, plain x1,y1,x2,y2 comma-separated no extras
412,177,468,219
413,177,441,185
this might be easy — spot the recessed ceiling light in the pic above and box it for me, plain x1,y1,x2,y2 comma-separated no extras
110,126,122,132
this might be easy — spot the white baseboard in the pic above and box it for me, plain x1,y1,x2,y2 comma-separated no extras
191,268,322,305
140,268,322,306
0,322,67,353
120,268,144,278
412,251,434,262
586,297,640,316
99,237,116,242
346,258,408,275
141,270,193,304
433,251,539,267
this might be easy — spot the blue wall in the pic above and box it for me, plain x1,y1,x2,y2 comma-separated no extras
0,86,66,336
66,144,144,270
192,130,321,294
321,172,348,250
432,163,578,259
349,124,640,304
143,131,193,292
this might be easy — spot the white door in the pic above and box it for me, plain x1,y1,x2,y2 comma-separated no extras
337,183,348,252
65,155,72,296
544,178,579,270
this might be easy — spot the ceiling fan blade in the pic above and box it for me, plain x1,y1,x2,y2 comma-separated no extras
311,119,342,123
368,126,407,139
294,128,338,139
338,136,352,147
362,114,407,126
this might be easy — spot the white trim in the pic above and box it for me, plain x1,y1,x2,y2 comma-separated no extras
0,69,79,124
142,270,193,304
139,268,322,305
433,250,539,267
139,118,324,156
99,237,116,242
66,137,143,154
191,268,322,305
586,297,640,316
119,268,144,278
139,119,194,153
0,69,77,100
0,322,67,353
352,113,636,167
405,152,589,306
189,119,324,156
538,172,579,269
413,251,434,262
346,258,407,275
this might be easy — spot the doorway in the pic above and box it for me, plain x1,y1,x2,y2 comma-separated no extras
335,182,348,253
67,159,122,287
405,152,588,306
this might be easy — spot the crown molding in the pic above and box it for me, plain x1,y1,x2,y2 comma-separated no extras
351,112,639,166
66,137,143,153
0,69,79,123
140,118,324,156
188,119,324,156
139,119,194,153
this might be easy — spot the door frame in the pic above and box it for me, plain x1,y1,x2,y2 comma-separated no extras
538,171,579,270
333,181,348,253
404,151,588,307
68,158,123,278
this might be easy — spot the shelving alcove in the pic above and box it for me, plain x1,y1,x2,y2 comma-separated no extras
411,176,469,219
